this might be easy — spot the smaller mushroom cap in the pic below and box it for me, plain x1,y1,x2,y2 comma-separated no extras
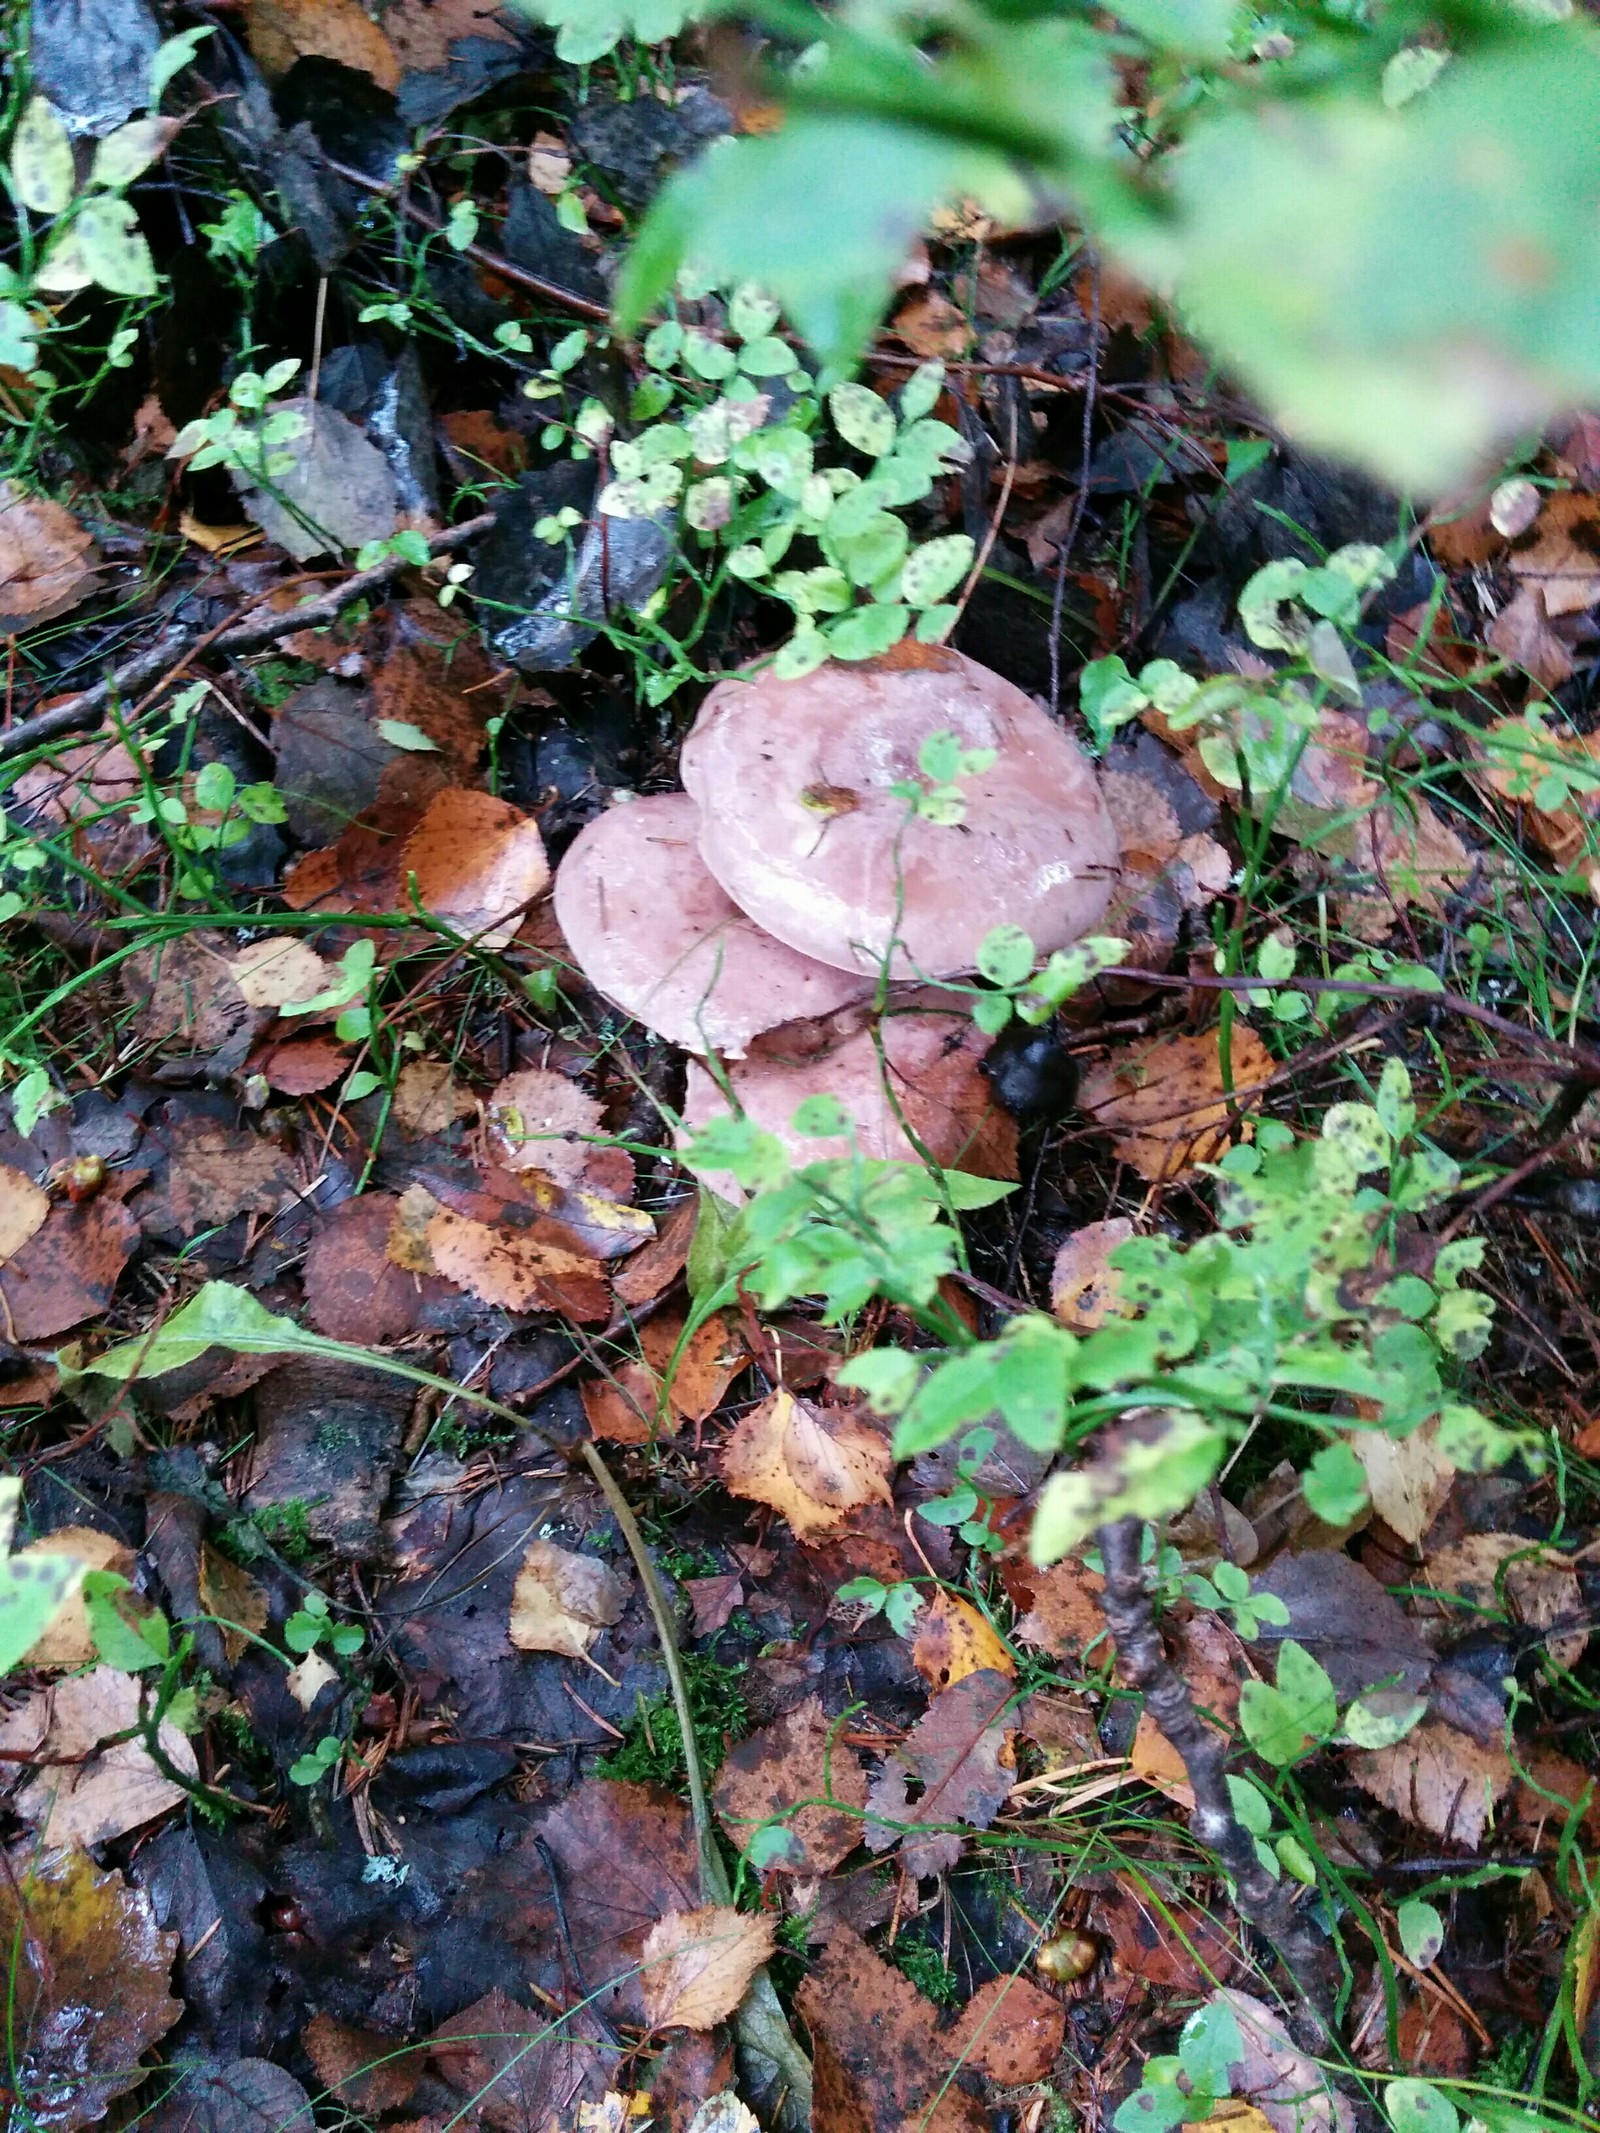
552,792,872,1056
681,646,1121,977
680,993,1017,1194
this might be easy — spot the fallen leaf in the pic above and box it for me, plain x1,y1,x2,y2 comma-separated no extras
948,1973,1065,2085
303,2012,423,2116
611,1195,699,1309
1347,1719,1514,1847
1339,801,1474,944
1423,1533,1587,1670
0,482,99,632
488,1067,605,1188
640,1904,776,2032
369,624,498,778
430,1985,616,2133
10,735,152,875
891,289,973,358
234,399,398,562
1487,584,1576,690
797,1923,954,2133
720,1389,892,1542
1349,1418,1454,1545
509,1538,628,1659
198,1543,270,1665
1210,1989,1354,2133
865,1666,1017,1874
912,1588,1016,1689
1131,1709,1195,1808
225,937,336,1010
1251,1551,1432,1702
714,1694,869,1876
0,1668,198,1847
1080,1027,1275,1181
164,1118,299,1233
392,1058,476,1134
0,1161,49,1264
285,1648,338,1712
1050,1218,1134,1330
17,1527,134,1669
142,2058,314,2132
383,0,520,72
1094,1880,1241,1991
1507,489,1600,616
1014,1557,1107,1658
0,1192,140,1340
260,1034,351,1095
423,1202,610,1318
122,932,255,1054
304,1193,429,1344
0,1845,182,2132
245,0,403,87
399,787,551,949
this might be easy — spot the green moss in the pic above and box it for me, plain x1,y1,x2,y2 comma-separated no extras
218,1498,317,1566
597,1654,750,1789
884,1932,963,2008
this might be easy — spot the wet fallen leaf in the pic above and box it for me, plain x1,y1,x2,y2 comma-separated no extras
865,1666,1017,1875
583,1312,747,1446
123,932,255,1053
225,938,336,1011
142,2058,314,2132
1349,1418,1454,1545
17,1526,134,1669
0,1667,198,1847
1347,1719,1514,1847
1487,585,1576,691
392,1058,476,1134
1050,1218,1134,1331
304,1193,430,1344
302,2012,422,2116
1209,1990,1354,2133
234,400,398,562
0,1844,182,2132
640,1904,776,2032
199,1542,270,1665
430,1985,616,2133
1423,1533,1587,1670
797,1923,954,2133
611,1195,699,1309
714,1694,869,1876
948,1973,1065,2085
1014,1556,1108,1658
488,1067,605,1188
1339,801,1474,944
1252,1550,1432,1702
0,482,99,633
1507,489,1600,616
912,1587,1016,1689
164,1118,299,1233
245,0,402,85
383,0,521,72
0,1161,49,1264
260,1033,351,1095
1080,1027,1275,1181
399,787,551,949
285,1647,338,1712
1094,1880,1241,1991
422,1201,610,1318
0,1191,140,1340
509,1538,628,1659
891,289,973,358
720,1389,893,1542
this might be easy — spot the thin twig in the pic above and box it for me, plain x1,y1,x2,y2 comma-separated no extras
3,513,495,761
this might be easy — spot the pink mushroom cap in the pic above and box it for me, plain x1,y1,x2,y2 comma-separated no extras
680,647,1121,978
552,792,872,1056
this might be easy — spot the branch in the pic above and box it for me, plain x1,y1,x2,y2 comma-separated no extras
1095,1514,1339,2045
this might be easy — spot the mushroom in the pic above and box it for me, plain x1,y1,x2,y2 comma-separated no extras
680,646,1120,977
552,792,873,1056
680,992,1018,1189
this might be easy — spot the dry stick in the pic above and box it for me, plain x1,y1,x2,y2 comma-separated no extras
1094,1512,1340,2044
577,1440,814,2125
2,512,496,760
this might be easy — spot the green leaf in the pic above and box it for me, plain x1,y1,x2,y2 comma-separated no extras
1396,1897,1444,1968
825,604,909,661
1375,1056,1417,1143
0,1551,82,1675
832,512,908,588
791,1094,852,1139
192,760,235,812
75,195,157,296
150,24,214,103
977,925,1036,990
1302,1439,1369,1526
10,96,75,216
1226,1774,1273,1836
1177,1997,1244,2098
1387,2081,1459,2133
901,533,974,608
376,719,441,753
82,1571,169,1671
1113,0,1238,59
66,1281,350,1381
1028,1410,1223,1566
90,117,174,192
1078,656,1148,747
899,361,945,423
830,382,897,457
836,1347,921,1416
1341,1690,1428,1751
1238,1639,1337,1765
738,335,797,378
773,625,830,680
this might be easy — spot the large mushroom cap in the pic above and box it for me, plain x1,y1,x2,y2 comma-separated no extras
680,647,1121,977
552,792,872,1056
680,995,1018,1190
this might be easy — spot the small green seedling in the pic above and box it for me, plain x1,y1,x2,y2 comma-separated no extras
837,1576,924,1637
289,1734,344,1787
283,1590,364,1660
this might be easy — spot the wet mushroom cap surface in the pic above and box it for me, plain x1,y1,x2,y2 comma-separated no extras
680,647,1122,977
551,792,872,1056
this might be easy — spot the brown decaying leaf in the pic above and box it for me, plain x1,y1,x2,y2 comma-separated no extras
199,1542,270,1665
912,1588,1016,1690
640,1904,776,2032
1423,1533,1587,1670
1080,1027,1276,1181
1014,1555,1108,1658
1346,1719,1514,1848
0,1192,140,1341
948,1974,1065,2086
1487,585,1576,691
422,1201,610,1319
1348,1418,1454,1546
260,1033,351,1095
369,624,497,776
865,1666,1017,1875
487,1067,604,1188
383,0,520,73
429,1985,616,2133
305,1193,429,1344
398,788,551,950
0,482,99,633
0,1668,198,1847
302,2012,422,2116
796,1923,958,2133
890,289,973,359
714,1694,869,1877
17,1528,134,1670
122,932,256,1054
11,737,152,875
0,1845,182,2133
1338,801,1473,945
391,1058,476,1134
582,1312,747,1446
1210,1990,1354,2133
0,1162,49,1265
1093,1880,1240,1992
509,1538,628,1659
611,1194,699,1310
225,937,335,1010
1050,1218,1134,1331
1506,489,1600,616
245,0,403,87
720,1389,892,1542
164,1119,299,1233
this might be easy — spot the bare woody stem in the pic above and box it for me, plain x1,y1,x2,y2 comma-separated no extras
1095,1515,1339,2046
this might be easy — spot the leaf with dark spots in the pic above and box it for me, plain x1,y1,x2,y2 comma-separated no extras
715,1694,869,1876
864,1667,1016,1876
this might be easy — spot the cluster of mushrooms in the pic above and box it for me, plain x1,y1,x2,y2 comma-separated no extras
552,646,1122,1181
